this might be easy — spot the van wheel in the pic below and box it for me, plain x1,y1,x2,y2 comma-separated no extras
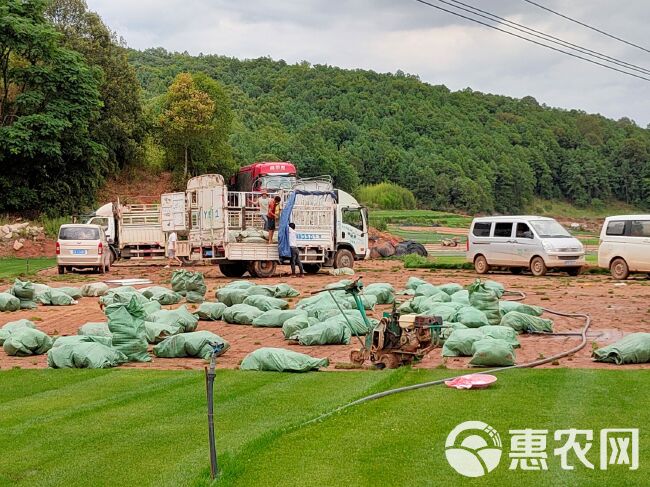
248,260,277,278
474,255,490,274
334,249,354,269
530,256,547,277
510,267,523,275
218,263,247,278
567,267,582,276
610,258,629,280
58,265,65,275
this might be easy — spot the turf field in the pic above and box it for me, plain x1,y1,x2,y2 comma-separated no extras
1,369,647,486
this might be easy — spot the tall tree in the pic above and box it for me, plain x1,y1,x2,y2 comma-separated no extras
159,73,215,177
45,0,145,170
0,0,104,215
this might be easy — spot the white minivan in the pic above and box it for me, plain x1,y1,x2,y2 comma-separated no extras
466,216,585,276
598,215,650,280
56,224,112,275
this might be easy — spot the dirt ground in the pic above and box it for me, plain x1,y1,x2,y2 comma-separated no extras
1,259,649,371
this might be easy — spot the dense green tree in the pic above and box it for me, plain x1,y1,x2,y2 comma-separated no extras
45,0,145,170
0,0,104,215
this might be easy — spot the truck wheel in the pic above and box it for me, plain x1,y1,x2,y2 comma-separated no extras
219,263,247,278
109,249,117,265
474,255,490,274
303,264,322,274
334,249,354,269
610,258,629,280
58,265,65,275
530,256,547,277
248,260,277,278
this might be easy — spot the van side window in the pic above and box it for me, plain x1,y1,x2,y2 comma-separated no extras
605,221,626,236
494,222,513,238
472,222,491,237
516,223,533,239
629,220,650,237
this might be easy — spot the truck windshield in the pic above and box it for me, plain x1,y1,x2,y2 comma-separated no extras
59,227,100,240
259,175,296,191
529,220,571,238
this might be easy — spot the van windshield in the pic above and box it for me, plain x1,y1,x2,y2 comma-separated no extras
530,220,571,238
59,227,100,240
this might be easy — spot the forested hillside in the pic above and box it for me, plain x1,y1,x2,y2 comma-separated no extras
130,48,650,214
2,0,649,217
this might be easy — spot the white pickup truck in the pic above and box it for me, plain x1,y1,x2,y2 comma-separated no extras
162,174,369,277
86,200,166,261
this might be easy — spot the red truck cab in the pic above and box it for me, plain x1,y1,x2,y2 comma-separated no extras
231,161,297,193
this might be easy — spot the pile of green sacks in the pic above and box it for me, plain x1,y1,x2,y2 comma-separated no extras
171,269,207,303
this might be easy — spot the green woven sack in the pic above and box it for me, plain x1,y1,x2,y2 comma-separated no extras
419,302,464,322
415,283,449,300
270,283,300,298
453,306,489,328
35,289,76,306
141,286,182,305
171,270,207,302
438,283,464,295
469,337,515,367
215,287,248,306
499,301,543,317
240,347,328,372
149,305,199,332
9,279,37,309
441,328,484,357
78,322,111,337
406,276,427,290
484,280,506,298
320,310,378,336
153,331,229,360
243,295,289,312
57,287,83,299
282,315,319,339
440,322,468,340
500,311,553,333
468,280,501,325
81,282,109,297
222,304,264,325
363,283,395,304
142,301,162,319
592,333,650,365
252,309,307,328
47,342,128,369
0,292,20,312
223,280,254,290
295,292,356,318
479,325,520,348
53,335,113,348
195,302,227,321
105,296,151,362
450,290,470,306
0,319,37,345
3,328,53,356
290,321,352,346
144,321,183,344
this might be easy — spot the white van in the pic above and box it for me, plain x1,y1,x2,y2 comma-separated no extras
466,216,585,276
598,215,650,279
56,224,112,275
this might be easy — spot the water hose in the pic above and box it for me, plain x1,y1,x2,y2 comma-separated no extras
304,307,591,425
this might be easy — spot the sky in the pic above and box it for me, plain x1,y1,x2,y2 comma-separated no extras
86,0,650,126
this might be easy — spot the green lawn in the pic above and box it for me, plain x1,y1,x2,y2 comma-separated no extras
0,257,56,280
1,369,648,486
370,210,472,228
387,225,466,244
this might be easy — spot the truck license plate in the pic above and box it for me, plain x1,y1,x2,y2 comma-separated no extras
72,249,87,255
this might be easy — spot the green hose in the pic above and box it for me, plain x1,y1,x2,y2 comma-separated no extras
303,307,591,426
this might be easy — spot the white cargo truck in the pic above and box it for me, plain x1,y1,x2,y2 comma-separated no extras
86,199,166,261
162,174,369,277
